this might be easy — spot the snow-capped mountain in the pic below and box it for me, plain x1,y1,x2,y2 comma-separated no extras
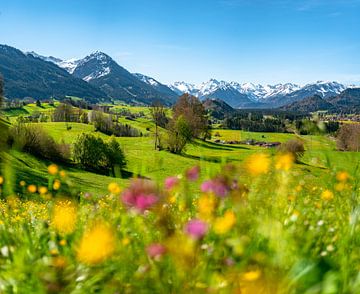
133,73,178,99
169,79,348,108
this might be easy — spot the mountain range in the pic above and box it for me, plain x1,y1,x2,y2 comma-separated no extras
0,44,359,112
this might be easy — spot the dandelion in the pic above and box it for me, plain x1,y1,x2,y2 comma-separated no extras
198,193,216,220
185,219,208,240
77,222,115,265
27,184,37,193
38,186,48,195
146,243,166,259
164,176,179,190
122,179,159,213
59,239,67,246
51,200,77,235
53,179,61,190
213,210,236,235
19,180,26,187
336,171,349,182
243,269,261,282
275,153,294,171
246,153,270,176
0,176,3,185
48,164,58,175
108,182,121,194
59,170,66,178
321,190,334,201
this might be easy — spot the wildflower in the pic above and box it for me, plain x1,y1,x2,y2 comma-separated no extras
122,179,159,213
48,164,58,175
27,185,37,193
164,176,179,190
146,243,166,259
0,176,3,185
108,182,121,194
186,166,200,181
51,200,77,235
198,193,216,220
19,180,26,187
243,269,261,282
321,190,334,201
122,237,130,246
275,153,294,171
77,222,115,265
52,256,67,268
213,210,236,234
336,171,349,182
59,170,66,178
38,186,48,195
185,219,208,240
246,153,270,176
53,179,61,190
201,178,229,197
59,239,67,246
335,182,347,192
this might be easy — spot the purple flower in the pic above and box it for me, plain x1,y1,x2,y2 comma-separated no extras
201,178,229,197
164,176,179,190
185,219,208,240
146,243,166,259
186,166,200,181
122,179,159,213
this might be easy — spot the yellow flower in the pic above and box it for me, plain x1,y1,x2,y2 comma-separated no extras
198,193,216,220
0,176,3,185
242,269,262,282
336,171,349,182
213,210,236,235
53,179,61,190
52,256,67,268
321,190,334,201
48,164,59,175
59,239,67,246
335,182,347,192
59,170,66,178
38,186,48,195
122,237,130,246
27,185,37,193
19,180,26,187
108,182,121,194
51,200,77,235
246,153,270,176
77,223,116,265
275,153,294,171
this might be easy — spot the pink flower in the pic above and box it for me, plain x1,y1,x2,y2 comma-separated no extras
185,219,208,240
164,176,179,190
186,166,200,181
146,243,166,259
122,179,159,213
201,178,229,197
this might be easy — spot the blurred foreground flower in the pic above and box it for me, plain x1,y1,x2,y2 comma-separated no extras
201,178,229,197
122,179,159,213
146,243,166,260
213,210,236,235
108,182,121,194
336,171,349,182
186,219,208,240
51,200,77,235
246,153,270,176
48,164,58,175
275,153,294,171
77,222,115,265
321,189,334,201
0,176,3,185
164,176,179,190
186,166,200,181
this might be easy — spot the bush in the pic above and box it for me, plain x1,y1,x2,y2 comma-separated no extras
8,122,70,162
337,124,360,151
167,116,192,154
278,139,305,162
73,133,126,176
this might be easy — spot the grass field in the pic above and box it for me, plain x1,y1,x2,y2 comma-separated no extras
2,106,360,293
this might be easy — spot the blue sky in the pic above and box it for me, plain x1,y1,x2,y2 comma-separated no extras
0,0,359,85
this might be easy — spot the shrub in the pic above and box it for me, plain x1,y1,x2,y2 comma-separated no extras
8,122,70,162
337,124,360,151
167,116,192,154
278,139,305,162
73,133,126,176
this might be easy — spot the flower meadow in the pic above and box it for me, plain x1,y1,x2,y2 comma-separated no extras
0,155,359,293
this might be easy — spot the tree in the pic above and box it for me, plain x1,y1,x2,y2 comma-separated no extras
337,124,360,151
278,139,305,162
150,101,168,150
53,103,73,122
36,99,42,107
172,94,209,140
105,137,127,177
167,115,192,154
